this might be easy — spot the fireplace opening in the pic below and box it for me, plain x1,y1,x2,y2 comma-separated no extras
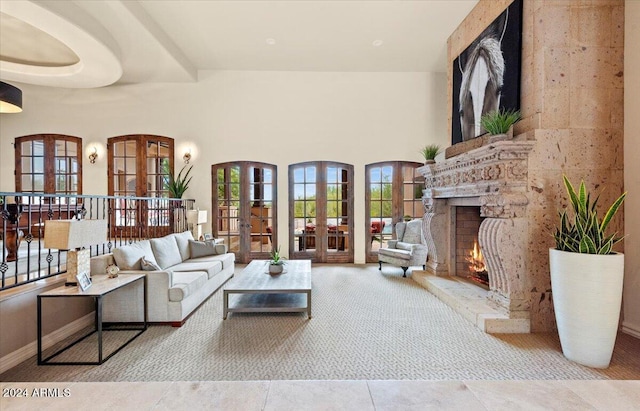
454,206,488,289
466,240,488,287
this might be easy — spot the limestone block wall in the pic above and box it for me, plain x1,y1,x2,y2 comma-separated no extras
447,0,625,332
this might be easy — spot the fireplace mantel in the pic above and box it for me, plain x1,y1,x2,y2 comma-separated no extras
419,139,534,201
416,138,535,332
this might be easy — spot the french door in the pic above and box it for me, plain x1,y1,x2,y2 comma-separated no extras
365,162,424,263
108,135,174,238
212,162,277,263
289,162,354,263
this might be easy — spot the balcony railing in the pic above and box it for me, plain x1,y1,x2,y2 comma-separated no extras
0,192,195,291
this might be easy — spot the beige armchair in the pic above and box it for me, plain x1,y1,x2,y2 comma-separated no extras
378,219,427,277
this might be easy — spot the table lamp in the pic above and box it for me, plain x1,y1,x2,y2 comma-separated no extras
44,219,108,286
187,209,207,240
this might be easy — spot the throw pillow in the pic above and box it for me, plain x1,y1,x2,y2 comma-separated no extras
112,240,156,270
173,230,194,261
150,235,182,269
141,256,161,271
189,240,227,258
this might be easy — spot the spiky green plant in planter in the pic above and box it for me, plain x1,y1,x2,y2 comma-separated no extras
270,245,285,265
480,108,521,135
164,164,193,199
420,144,440,163
550,175,627,368
553,175,626,254
268,245,286,274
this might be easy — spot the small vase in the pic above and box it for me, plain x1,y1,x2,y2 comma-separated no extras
269,264,284,275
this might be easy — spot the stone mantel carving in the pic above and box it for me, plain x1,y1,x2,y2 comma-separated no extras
418,139,535,201
418,139,534,322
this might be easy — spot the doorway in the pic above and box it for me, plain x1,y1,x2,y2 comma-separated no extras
289,162,354,263
365,161,424,263
212,162,277,263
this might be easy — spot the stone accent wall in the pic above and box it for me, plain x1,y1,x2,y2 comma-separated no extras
446,0,625,332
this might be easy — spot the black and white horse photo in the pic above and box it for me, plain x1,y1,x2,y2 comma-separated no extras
451,0,522,144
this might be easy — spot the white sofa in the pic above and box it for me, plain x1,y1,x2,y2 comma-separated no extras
90,231,234,326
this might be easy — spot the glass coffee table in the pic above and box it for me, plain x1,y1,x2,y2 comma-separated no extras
223,259,312,319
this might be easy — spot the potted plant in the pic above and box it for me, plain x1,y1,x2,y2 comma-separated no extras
420,144,440,165
268,245,286,274
550,175,626,368
480,108,521,140
164,164,193,199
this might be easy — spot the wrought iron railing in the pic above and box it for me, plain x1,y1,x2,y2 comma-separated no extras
0,193,195,291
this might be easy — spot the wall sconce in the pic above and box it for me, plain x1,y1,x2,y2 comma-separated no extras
183,149,192,164
88,147,98,164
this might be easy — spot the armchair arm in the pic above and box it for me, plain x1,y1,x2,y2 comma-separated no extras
409,244,428,265
387,239,399,249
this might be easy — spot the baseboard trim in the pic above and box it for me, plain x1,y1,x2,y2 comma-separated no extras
622,321,640,339
0,313,94,374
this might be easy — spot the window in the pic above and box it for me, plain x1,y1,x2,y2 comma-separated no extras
289,161,353,263
107,135,174,236
15,134,82,200
365,161,424,262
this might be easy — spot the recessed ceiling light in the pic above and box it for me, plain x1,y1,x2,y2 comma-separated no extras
266,38,276,45
372,40,383,47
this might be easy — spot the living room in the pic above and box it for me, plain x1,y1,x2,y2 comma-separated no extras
1,0,639,409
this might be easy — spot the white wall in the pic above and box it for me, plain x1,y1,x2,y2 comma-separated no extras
0,70,447,263
623,0,640,338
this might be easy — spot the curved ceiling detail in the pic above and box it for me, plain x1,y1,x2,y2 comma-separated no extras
0,1,122,88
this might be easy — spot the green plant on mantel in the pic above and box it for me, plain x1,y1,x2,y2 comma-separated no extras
420,144,440,162
480,108,521,135
553,175,626,254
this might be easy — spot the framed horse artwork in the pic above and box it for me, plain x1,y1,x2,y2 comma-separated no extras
451,0,523,145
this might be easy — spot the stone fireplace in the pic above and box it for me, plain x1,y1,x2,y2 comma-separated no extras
414,139,534,333
419,0,625,333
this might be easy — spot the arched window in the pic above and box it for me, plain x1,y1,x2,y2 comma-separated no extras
289,161,354,263
107,135,174,237
15,134,82,198
365,161,424,262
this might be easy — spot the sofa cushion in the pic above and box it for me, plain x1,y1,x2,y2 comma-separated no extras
188,252,235,270
172,260,223,279
141,256,162,271
172,231,194,261
112,240,156,270
189,240,227,258
150,235,182,269
169,271,208,302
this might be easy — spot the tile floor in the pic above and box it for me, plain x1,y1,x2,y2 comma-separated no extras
1,379,639,410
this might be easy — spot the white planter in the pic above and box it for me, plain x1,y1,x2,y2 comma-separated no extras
549,248,624,368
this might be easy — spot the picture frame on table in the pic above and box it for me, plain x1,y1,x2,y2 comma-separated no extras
76,271,92,291
203,233,213,241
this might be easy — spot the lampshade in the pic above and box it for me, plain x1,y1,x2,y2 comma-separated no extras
0,81,23,113
44,219,107,287
44,219,107,250
187,209,207,225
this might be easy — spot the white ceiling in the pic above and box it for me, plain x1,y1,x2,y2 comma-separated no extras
0,0,478,88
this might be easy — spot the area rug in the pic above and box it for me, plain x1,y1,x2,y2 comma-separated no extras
2,264,639,382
